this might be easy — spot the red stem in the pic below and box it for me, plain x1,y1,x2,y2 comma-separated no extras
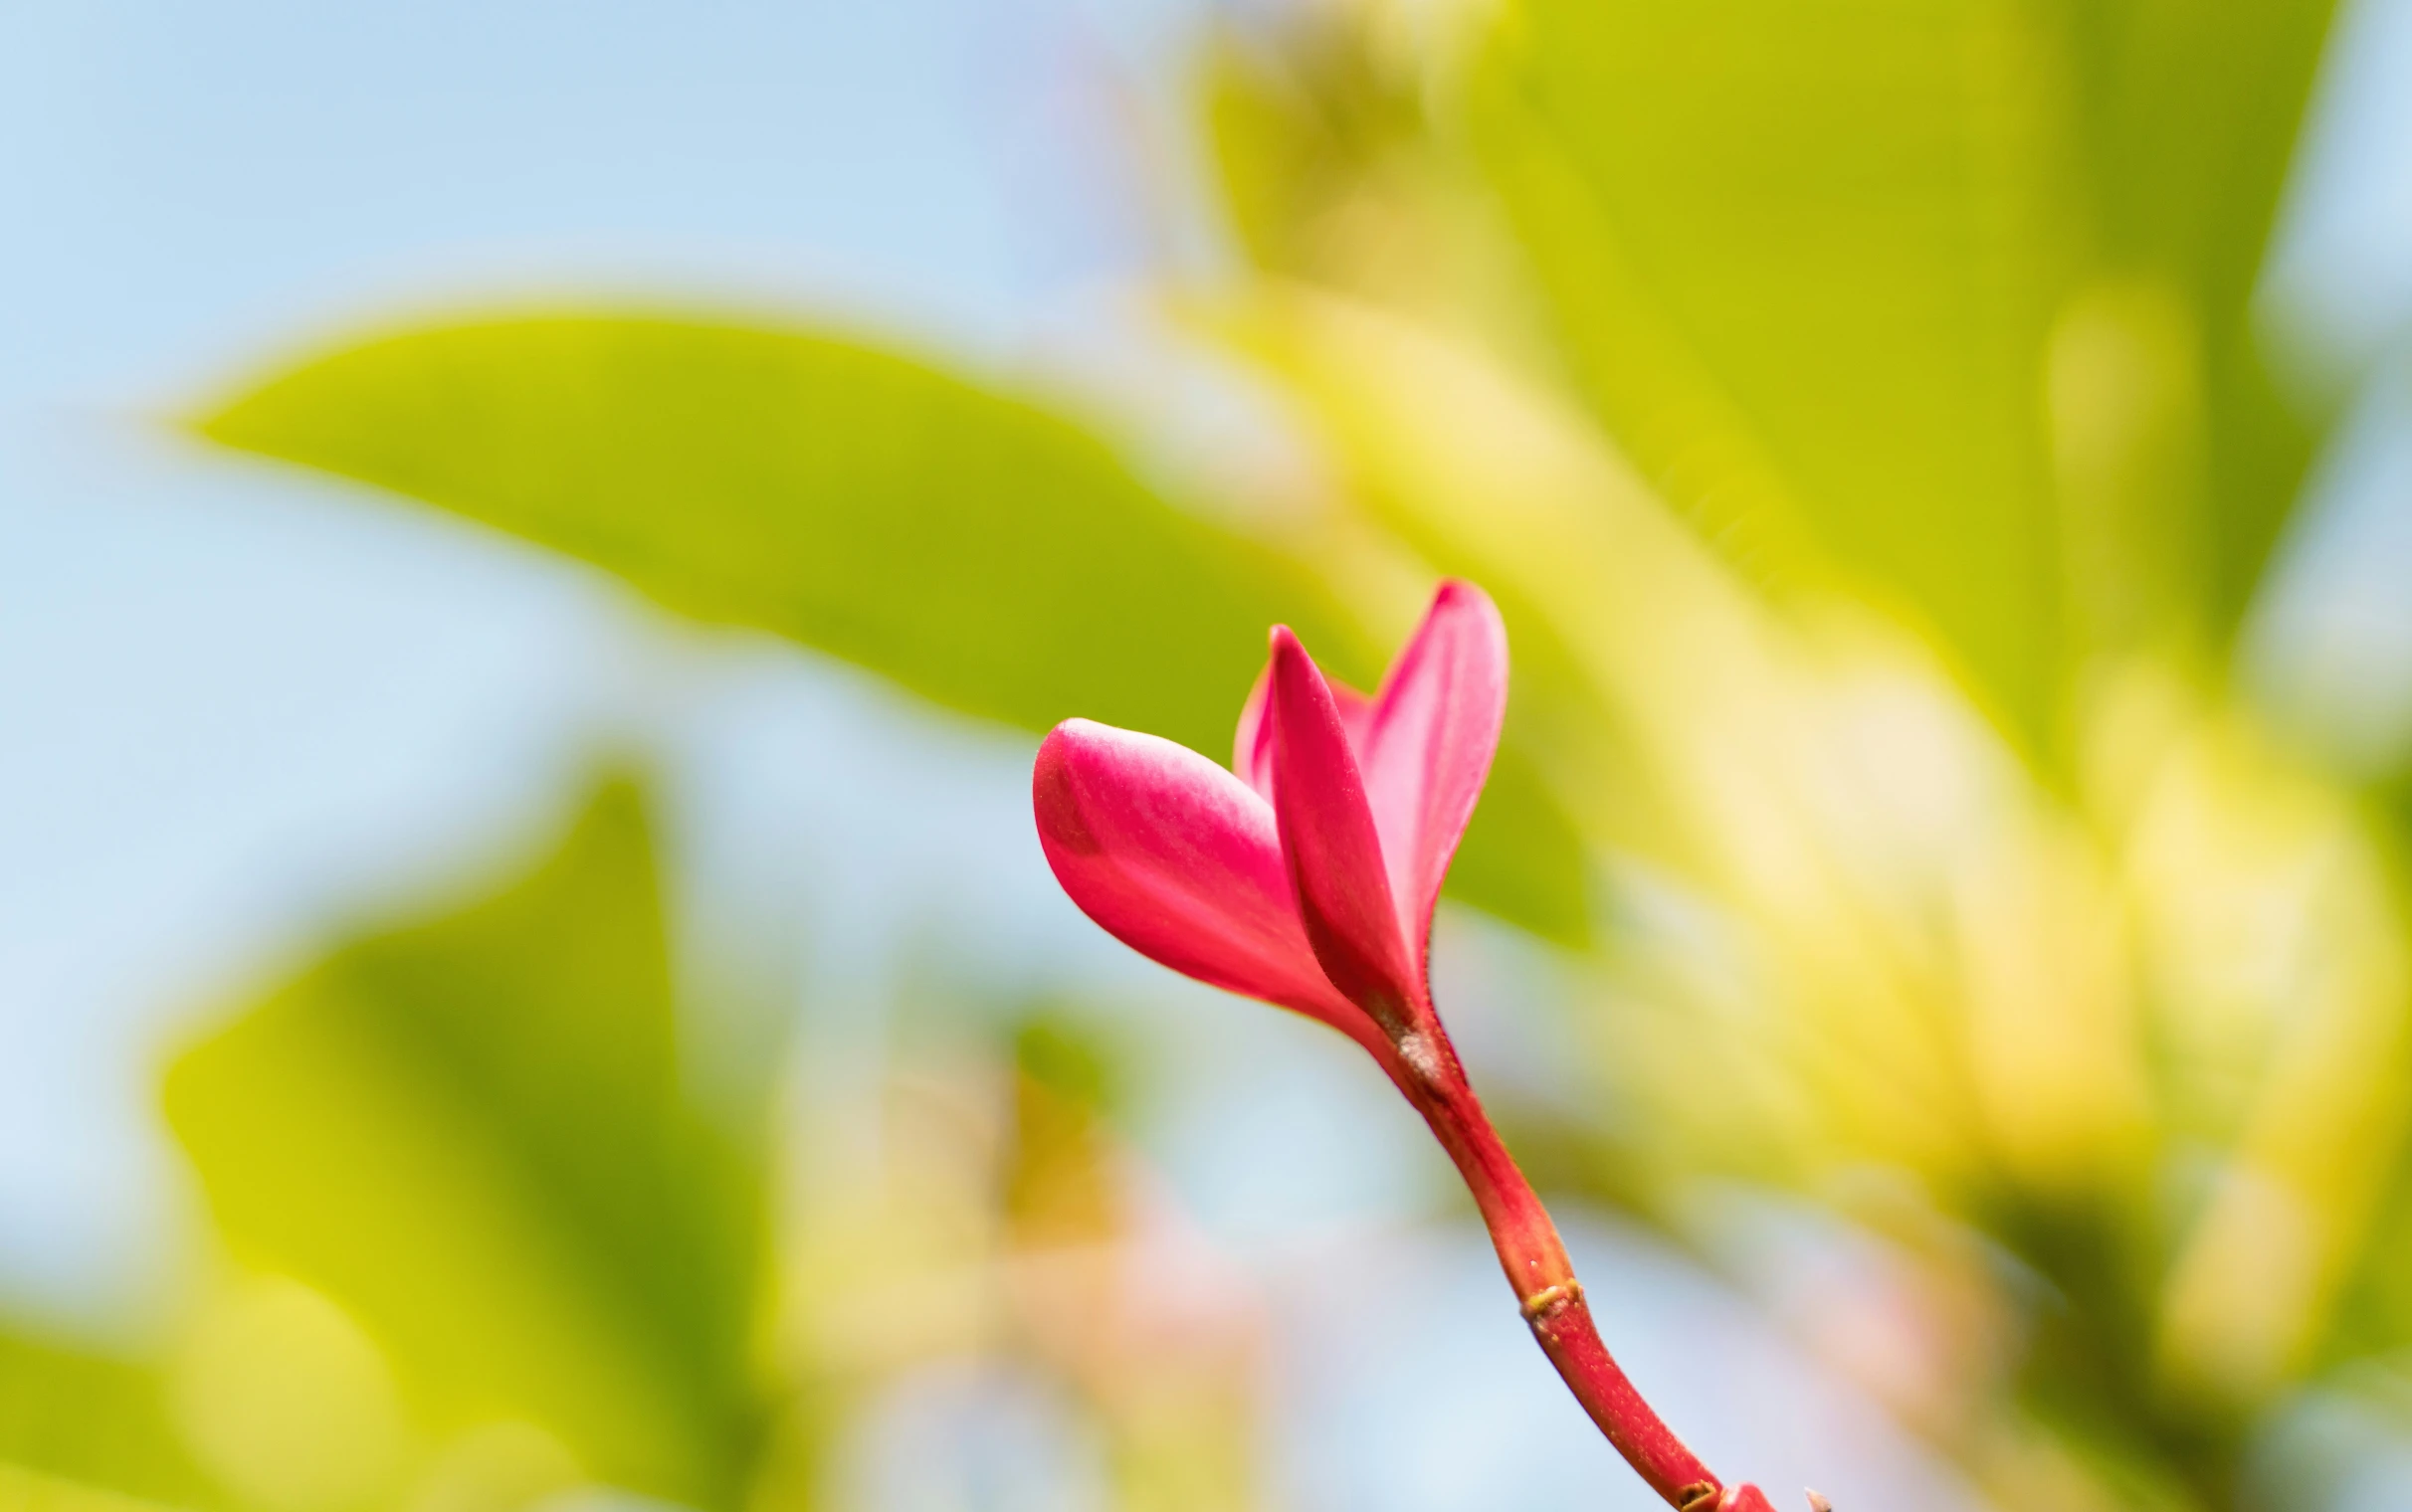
1381,1027,1782,1512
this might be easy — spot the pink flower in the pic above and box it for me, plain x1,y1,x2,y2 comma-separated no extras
1030,577,1792,1512
1032,580,1507,1067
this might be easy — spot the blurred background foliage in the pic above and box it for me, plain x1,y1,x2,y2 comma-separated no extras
8,0,2411,1510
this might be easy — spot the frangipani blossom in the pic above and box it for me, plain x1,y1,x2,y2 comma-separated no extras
1030,579,1790,1512
1034,579,1504,1073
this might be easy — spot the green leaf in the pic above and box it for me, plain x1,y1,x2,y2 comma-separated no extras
1475,0,2077,739
0,1330,212,1509
162,782,762,1510
1203,26,1350,279
1201,20,1428,286
198,315,1355,761
1470,0,2339,745
195,312,1589,942
2315,787,2412,1370
2044,0,2337,629
1440,739,1591,944
0,1462,183,1512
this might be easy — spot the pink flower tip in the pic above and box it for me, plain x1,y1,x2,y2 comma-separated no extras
1033,579,1509,1061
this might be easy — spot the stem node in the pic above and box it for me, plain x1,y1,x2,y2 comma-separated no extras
1518,1280,1582,1322
1395,1003,1761,1508
1391,1029,1446,1089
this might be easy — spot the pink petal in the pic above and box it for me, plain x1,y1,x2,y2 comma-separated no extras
1359,580,1509,959
1265,628,1426,1033
1034,719,1376,1048
1233,662,1371,803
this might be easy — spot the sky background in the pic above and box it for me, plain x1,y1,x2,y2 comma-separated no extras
7,2,2412,1507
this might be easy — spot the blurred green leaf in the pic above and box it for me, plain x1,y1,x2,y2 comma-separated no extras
1445,741,1591,945
2046,0,2335,629
163,782,762,1510
1204,26,1356,280
0,1462,181,1512
0,1330,211,1509
2321,1145,2412,1374
1471,0,2337,745
1203,21,1426,285
195,312,1588,941
1474,0,2075,738
2319,788,2412,1371
198,315,1353,760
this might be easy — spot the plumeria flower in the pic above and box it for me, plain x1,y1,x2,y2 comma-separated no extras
1035,579,1497,1078
1033,580,1797,1512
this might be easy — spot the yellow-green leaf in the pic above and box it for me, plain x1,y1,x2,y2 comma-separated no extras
195,312,1589,942
198,314,1356,761
0,1462,183,1512
163,782,761,1510
0,1331,212,1509
1469,0,2340,743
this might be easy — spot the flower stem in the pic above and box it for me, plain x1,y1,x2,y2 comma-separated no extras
1385,1028,1782,1512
